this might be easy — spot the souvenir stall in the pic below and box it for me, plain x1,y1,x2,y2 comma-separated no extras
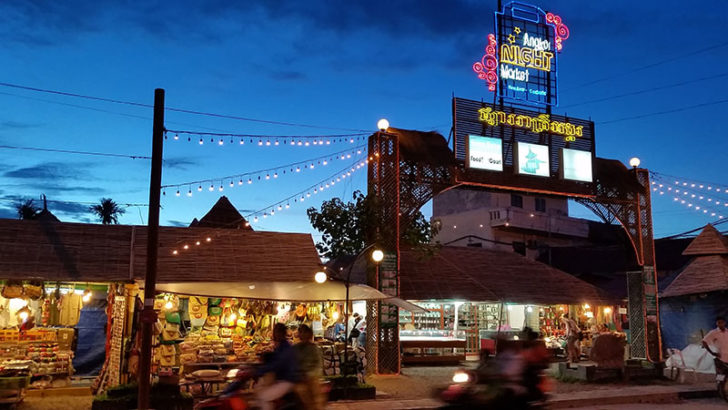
0,280,118,391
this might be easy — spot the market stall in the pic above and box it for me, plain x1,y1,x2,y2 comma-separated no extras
395,246,622,363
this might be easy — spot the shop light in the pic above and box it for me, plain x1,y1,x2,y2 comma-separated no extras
82,289,92,303
585,311,594,318
314,271,328,284
18,307,30,321
583,304,590,309
164,300,174,310
526,306,533,313
371,249,384,262
513,335,520,340
332,311,340,321
9,298,28,311
603,307,612,314
377,118,390,132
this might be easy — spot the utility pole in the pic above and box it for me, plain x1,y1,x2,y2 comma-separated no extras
138,88,165,410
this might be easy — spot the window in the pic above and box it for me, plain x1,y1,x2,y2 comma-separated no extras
535,198,546,213
511,194,523,208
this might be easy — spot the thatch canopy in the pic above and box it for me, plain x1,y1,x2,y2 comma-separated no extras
662,225,728,297
682,224,728,256
398,246,619,305
385,127,455,168
0,219,321,283
189,196,252,230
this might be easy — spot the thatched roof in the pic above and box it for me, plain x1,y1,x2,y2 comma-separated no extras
682,224,728,256
399,246,618,305
0,219,321,283
661,255,728,297
385,127,455,168
189,196,252,230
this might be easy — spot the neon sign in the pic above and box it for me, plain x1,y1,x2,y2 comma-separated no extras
477,106,583,141
473,2,569,106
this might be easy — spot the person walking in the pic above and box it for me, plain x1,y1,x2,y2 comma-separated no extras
702,316,728,362
294,324,324,410
560,314,581,366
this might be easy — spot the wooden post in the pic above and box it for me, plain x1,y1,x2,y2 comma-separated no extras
137,88,165,410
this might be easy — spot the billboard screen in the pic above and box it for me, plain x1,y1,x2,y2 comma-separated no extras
561,148,593,182
467,135,503,172
452,97,595,198
515,142,549,177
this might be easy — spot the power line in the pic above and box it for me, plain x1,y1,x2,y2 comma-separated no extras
562,41,728,92
0,144,151,160
560,71,728,109
0,197,148,207
598,98,728,125
0,81,368,132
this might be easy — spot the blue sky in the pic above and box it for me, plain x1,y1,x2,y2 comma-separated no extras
1,0,727,239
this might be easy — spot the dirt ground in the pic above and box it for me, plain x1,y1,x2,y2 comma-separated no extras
17,395,93,410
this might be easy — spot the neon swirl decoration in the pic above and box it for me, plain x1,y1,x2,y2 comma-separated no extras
473,34,498,91
545,12,569,51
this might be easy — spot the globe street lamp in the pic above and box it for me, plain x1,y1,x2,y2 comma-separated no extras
315,244,383,375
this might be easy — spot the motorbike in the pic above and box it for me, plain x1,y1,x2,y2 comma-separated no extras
193,366,304,410
705,346,728,402
438,363,548,409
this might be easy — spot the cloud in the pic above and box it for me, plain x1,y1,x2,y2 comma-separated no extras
0,121,42,130
4,161,90,180
166,219,190,227
163,157,199,171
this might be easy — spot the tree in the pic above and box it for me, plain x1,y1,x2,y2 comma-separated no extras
307,190,437,260
16,199,40,220
89,198,126,224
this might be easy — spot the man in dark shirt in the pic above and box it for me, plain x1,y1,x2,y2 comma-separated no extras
224,323,299,410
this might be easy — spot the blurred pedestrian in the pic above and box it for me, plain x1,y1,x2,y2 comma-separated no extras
560,314,581,366
294,324,324,410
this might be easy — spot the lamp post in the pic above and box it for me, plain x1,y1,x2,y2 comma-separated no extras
316,244,383,375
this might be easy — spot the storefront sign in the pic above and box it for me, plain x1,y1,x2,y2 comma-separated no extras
473,2,569,106
467,135,503,171
478,106,583,141
561,148,593,182
515,142,549,177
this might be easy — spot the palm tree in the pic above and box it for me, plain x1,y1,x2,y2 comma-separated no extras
16,199,40,220
89,198,126,224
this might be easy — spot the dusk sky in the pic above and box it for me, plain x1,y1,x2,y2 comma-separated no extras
1,0,727,239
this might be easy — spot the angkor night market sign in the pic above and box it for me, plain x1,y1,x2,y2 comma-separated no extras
473,2,569,106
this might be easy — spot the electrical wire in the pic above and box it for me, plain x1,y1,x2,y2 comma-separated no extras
0,144,151,160
598,98,728,125
560,71,728,109
562,41,728,92
0,81,368,132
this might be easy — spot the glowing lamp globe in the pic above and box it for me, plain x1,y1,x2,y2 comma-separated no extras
371,249,384,262
164,301,174,310
314,271,327,284
377,118,389,132
629,157,641,168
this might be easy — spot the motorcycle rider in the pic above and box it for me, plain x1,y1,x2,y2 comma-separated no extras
223,322,299,410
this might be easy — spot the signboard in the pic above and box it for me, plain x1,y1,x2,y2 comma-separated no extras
515,142,549,177
378,254,398,327
467,135,503,171
561,148,593,182
473,2,569,106
453,97,595,198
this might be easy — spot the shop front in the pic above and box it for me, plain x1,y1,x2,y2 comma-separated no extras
397,246,622,364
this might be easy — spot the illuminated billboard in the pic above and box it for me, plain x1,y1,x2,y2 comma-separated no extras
515,142,549,177
452,97,595,198
561,148,593,182
473,2,569,106
467,135,503,171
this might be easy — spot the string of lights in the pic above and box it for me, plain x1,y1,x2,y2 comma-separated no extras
169,159,368,255
161,145,366,195
164,129,369,147
651,171,728,192
650,174,726,220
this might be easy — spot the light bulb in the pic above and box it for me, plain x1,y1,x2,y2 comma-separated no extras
82,291,92,303
314,271,327,283
165,301,174,310
377,118,390,131
198,185,203,192
333,311,340,320
629,157,640,168
206,237,212,242
187,190,192,196
209,185,214,191
18,311,29,321
371,249,384,262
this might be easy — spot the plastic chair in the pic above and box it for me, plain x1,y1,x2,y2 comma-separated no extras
667,348,697,382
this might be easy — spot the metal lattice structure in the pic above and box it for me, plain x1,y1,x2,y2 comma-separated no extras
365,130,662,373
576,167,661,362
366,130,454,374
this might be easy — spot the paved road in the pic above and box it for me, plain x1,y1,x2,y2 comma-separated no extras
569,398,727,409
